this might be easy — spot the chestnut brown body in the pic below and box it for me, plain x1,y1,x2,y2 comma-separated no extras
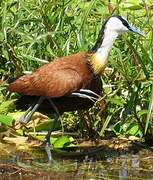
8,52,96,97
15,76,102,115
8,52,102,114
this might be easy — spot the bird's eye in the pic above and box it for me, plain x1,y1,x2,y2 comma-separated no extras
122,20,130,29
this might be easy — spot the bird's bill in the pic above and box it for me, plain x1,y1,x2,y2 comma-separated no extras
129,25,145,37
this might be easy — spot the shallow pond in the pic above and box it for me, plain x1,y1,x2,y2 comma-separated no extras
0,142,153,180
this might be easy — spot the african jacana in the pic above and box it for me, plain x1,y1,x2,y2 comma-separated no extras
14,76,102,115
8,15,144,162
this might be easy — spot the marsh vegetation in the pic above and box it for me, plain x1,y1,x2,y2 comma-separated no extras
0,0,153,178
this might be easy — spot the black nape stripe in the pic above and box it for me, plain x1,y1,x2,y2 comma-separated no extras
89,17,111,53
114,15,130,29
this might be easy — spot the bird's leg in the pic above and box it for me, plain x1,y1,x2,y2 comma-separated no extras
19,96,60,162
44,98,61,163
20,96,46,124
19,105,34,123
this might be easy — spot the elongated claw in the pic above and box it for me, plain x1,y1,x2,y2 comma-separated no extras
77,89,101,98
70,92,98,102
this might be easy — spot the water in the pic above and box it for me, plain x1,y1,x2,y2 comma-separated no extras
0,143,153,179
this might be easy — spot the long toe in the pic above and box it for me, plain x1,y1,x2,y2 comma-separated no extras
19,115,28,124
45,142,53,163
19,113,31,124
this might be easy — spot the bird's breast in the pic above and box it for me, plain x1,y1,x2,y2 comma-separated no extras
90,53,108,74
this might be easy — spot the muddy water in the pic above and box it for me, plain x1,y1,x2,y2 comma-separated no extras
0,145,153,180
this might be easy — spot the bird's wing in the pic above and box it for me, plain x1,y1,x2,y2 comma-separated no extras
8,67,83,98
36,67,83,97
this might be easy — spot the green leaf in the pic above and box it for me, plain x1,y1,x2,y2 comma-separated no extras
29,119,61,132
109,96,126,106
145,85,153,134
0,100,15,114
138,110,148,117
53,135,74,148
126,124,139,135
99,115,112,136
123,5,143,10
0,114,13,127
113,121,121,135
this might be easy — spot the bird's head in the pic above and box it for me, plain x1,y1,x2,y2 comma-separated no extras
90,15,145,74
105,15,145,36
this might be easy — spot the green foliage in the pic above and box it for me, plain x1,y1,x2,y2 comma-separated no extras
0,98,15,114
29,119,61,132
0,94,15,127
52,135,74,149
0,114,13,126
113,121,142,136
0,0,153,141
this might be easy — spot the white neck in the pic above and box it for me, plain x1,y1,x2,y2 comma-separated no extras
91,29,119,74
96,30,119,61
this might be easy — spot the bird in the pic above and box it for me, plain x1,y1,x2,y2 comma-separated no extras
8,15,144,162
14,76,102,115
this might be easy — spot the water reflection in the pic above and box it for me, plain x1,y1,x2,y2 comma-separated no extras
119,155,128,180
132,154,140,168
72,152,153,179
0,147,153,179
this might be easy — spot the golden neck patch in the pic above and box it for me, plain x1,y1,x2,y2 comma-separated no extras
89,28,119,75
90,53,108,75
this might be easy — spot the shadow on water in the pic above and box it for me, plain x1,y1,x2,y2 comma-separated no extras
0,142,153,180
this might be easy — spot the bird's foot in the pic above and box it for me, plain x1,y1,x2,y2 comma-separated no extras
70,89,101,102
19,110,33,124
19,105,34,124
70,92,98,102
44,141,54,164
78,89,101,98
20,96,46,124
